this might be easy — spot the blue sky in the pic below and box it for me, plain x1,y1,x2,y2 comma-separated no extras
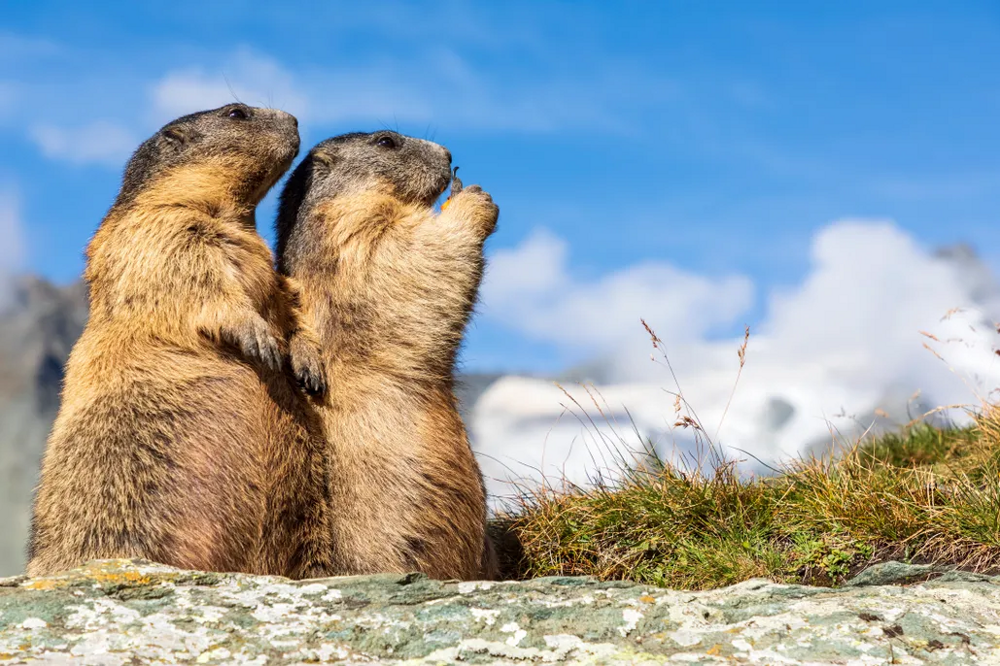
1,1,999,374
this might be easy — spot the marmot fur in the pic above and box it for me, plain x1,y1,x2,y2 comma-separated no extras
28,104,331,578
276,131,498,580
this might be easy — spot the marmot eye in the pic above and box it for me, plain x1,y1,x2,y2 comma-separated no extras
228,108,249,120
376,136,397,149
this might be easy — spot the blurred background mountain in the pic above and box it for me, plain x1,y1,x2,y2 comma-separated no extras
0,277,87,575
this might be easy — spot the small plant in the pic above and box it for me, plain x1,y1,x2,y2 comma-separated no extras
492,320,1000,590
496,415,1000,589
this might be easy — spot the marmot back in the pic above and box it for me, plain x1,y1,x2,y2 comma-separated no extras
277,131,498,580
28,104,332,578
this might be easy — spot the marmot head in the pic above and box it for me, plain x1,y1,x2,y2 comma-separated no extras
115,103,300,211
275,131,452,258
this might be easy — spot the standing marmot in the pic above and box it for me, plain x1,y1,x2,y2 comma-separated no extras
276,131,498,580
28,104,332,578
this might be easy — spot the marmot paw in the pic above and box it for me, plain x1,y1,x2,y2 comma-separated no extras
447,185,499,234
222,316,283,371
290,340,327,398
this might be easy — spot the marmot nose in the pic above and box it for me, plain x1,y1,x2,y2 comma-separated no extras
443,149,453,164
272,109,298,128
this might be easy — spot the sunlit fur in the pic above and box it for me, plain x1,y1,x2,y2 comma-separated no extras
277,131,499,580
28,105,333,579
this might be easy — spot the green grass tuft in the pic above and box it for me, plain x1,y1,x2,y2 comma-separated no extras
493,414,1000,589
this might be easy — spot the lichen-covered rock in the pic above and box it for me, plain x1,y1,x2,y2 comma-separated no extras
1,560,999,664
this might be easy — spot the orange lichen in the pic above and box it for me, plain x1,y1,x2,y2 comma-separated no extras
22,579,68,591
92,571,153,587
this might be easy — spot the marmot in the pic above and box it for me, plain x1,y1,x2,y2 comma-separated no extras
27,104,332,578
276,131,498,580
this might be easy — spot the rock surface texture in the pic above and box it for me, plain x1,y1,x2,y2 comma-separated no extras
1,560,999,664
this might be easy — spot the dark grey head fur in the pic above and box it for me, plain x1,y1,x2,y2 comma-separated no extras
275,131,452,270
114,103,300,211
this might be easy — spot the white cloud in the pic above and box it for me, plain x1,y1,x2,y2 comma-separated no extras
759,221,973,387
482,230,569,302
147,47,668,134
481,228,754,349
148,49,424,127
12,40,671,166
29,121,137,167
151,49,311,124
472,220,1000,504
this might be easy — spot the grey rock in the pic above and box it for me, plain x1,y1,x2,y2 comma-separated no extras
843,561,945,587
2,559,1000,664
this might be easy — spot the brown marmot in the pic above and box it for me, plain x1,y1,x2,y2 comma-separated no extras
276,131,498,580
27,104,332,578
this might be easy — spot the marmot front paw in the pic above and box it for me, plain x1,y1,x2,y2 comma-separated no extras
445,185,499,235
219,316,283,371
290,338,327,398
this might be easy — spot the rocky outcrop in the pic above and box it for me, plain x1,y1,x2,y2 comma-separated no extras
1,560,998,664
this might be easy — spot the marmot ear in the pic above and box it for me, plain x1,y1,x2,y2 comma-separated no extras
159,127,192,151
312,149,336,170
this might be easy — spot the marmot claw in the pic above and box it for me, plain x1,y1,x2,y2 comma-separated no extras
290,336,327,397
222,317,283,371
294,358,327,397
